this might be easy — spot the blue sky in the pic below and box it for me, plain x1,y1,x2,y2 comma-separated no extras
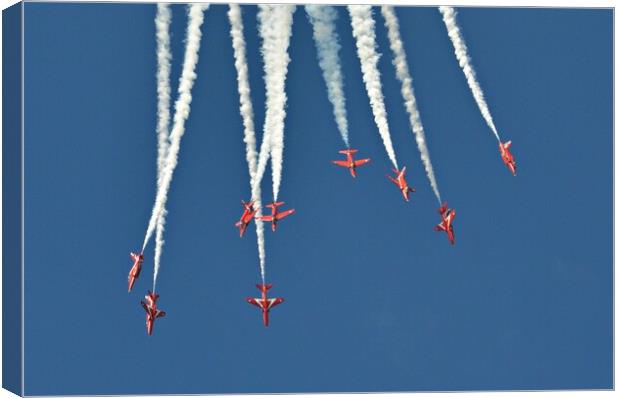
23,4,611,395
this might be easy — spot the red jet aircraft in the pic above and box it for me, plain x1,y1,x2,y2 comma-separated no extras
387,167,416,201
246,283,284,327
332,148,371,178
257,201,295,232
235,200,257,237
128,252,144,292
140,291,166,335
434,203,456,245
499,140,517,176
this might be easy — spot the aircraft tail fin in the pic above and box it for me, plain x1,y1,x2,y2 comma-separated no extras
339,148,358,155
438,203,448,214
257,283,273,291
146,290,159,301
266,202,285,209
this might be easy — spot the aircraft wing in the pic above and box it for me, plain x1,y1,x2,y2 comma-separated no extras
387,175,399,186
434,223,446,232
246,297,263,309
332,160,349,168
267,298,284,309
156,310,166,318
258,215,274,222
275,209,295,220
354,158,370,167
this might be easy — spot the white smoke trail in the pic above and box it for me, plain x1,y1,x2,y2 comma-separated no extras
153,209,167,291
155,3,172,184
348,5,398,169
142,3,209,253
153,3,173,291
381,6,441,203
258,4,296,202
228,4,257,182
305,5,350,148
228,4,267,283
439,6,500,141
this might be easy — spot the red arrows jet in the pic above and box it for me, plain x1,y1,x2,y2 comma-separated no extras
128,252,144,292
257,201,295,232
499,140,517,176
387,167,416,201
140,291,166,335
235,200,257,237
246,283,284,327
332,148,371,178
434,203,456,245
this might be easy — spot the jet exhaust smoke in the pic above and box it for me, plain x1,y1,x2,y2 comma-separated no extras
228,4,267,283
305,5,350,148
257,4,296,202
381,6,442,203
439,6,500,141
348,5,398,169
155,3,172,184
153,3,173,291
153,209,167,291
228,4,257,183
142,4,208,253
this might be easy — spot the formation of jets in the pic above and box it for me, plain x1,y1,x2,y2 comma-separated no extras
236,200,296,235
246,283,285,327
128,142,516,333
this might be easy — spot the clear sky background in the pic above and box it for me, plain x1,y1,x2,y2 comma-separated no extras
23,4,612,395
